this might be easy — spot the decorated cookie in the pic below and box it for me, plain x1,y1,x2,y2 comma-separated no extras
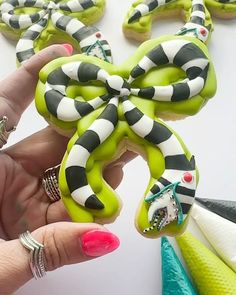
35,23,216,237
161,237,197,295
191,204,236,271
123,0,213,42
196,197,236,223
34,0,217,238
0,0,112,64
176,231,236,294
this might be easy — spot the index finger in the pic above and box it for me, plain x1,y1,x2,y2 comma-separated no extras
0,44,72,128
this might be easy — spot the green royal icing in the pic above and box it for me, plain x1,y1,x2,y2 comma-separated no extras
35,35,216,238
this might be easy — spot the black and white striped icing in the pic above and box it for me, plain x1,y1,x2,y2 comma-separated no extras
45,38,209,117
128,0,174,24
129,39,209,101
0,0,112,63
36,0,213,232
43,39,205,230
128,0,213,43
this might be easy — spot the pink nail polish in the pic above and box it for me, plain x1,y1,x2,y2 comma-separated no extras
81,230,120,257
62,43,73,55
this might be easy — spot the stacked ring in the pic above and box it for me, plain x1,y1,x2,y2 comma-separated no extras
0,116,16,148
19,231,46,280
42,165,61,202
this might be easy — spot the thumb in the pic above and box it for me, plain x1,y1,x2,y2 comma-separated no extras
0,222,120,295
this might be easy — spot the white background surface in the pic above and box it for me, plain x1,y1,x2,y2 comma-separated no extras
0,0,236,294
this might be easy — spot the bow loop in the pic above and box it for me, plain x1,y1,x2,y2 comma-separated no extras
61,62,131,98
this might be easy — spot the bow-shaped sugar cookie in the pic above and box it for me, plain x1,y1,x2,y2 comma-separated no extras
0,0,112,64
123,0,227,42
35,20,216,237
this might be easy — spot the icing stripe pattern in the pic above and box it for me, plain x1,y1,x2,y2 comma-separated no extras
65,97,119,209
1,0,46,29
45,62,114,122
0,0,112,64
176,0,211,43
122,97,196,232
128,0,174,24
51,12,112,63
59,0,97,12
16,14,49,63
45,46,209,123
44,63,122,208
129,39,209,102
43,61,197,223
127,0,211,43
1,0,95,27
190,0,206,25
128,0,207,24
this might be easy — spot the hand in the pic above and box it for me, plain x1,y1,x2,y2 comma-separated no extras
0,46,136,295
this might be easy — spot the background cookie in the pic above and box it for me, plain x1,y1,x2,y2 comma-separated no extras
0,0,112,64
123,0,229,42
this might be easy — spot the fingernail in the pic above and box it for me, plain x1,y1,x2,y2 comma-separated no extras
81,230,120,257
62,43,73,55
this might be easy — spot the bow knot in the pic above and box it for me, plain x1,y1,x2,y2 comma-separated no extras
46,1,59,10
105,75,131,97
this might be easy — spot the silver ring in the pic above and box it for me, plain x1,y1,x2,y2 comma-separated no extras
42,165,61,202
19,231,46,280
0,116,16,148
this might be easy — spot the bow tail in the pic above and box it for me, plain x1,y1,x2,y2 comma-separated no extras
121,97,173,219
65,97,119,209
121,97,173,145
16,14,49,64
121,97,196,223
51,12,112,63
